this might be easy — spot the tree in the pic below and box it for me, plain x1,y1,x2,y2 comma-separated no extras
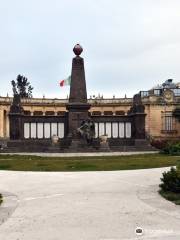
11,75,33,98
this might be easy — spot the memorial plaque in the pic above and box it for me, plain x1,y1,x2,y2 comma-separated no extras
37,123,43,139
58,123,64,138
99,122,105,136
125,122,131,138
119,122,125,138
112,122,118,138
24,123,30,139
95,123,98,138
44,123,50,138
106,122,112,138
51,123,58,136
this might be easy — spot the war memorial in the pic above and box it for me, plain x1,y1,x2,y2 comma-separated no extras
0,44,179,152
0,46,180,240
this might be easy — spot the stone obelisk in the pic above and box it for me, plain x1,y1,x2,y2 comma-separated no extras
66,44,90,141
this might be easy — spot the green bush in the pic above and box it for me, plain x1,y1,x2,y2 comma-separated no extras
162,142,180,155
159,166,180,193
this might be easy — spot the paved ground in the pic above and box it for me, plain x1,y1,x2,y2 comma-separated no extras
0,168,180,240
0,151,158,157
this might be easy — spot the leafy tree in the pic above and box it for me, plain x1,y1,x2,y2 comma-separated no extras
11,75,33,98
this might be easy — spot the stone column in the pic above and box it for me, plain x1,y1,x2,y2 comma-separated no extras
134,113,146,139
0,107,4,138
3,110,7,138
6,111,10,138
129,94,146,139
9,95,24,140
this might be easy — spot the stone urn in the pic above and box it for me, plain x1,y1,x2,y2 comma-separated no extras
100,135,108,143
51,135,59,145
99,135,110,152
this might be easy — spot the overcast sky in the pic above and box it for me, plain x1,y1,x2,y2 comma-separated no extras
0,0,180,99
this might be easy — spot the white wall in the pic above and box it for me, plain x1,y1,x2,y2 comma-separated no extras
95,122,131,138
24,122,64,139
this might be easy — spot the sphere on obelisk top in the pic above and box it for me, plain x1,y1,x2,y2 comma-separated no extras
73,44,83,56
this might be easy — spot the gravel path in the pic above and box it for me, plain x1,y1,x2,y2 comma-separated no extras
0,167,180,240
0,151,158,157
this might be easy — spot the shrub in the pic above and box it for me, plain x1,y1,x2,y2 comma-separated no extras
159,166,180,193
159,190,180,205
150,139,168,150
162,142,180,155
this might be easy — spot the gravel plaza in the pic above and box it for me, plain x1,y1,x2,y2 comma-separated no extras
0,166,180,240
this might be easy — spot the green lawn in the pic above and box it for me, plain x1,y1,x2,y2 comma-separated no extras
0,153,179,171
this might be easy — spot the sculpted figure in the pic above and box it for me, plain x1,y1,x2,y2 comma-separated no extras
77,118,95,145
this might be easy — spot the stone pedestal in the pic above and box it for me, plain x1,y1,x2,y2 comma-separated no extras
99,142,110,152
66,103,90,139
99,135,110,152
51,135,59,146
9,95,24,140
129,94,146,140
9,113,23,140
134,113,146,139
